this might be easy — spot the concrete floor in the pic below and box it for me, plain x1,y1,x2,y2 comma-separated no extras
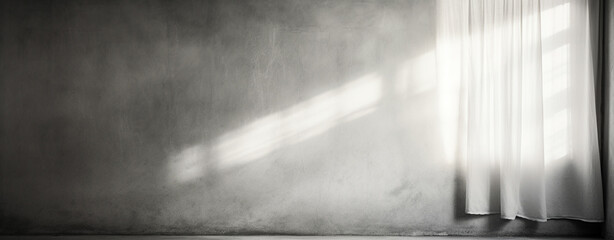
0,237,602,240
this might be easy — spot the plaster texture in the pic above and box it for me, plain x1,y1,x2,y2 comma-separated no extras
0,0,601,237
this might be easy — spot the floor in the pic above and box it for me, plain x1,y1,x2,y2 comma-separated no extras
0,237,602,240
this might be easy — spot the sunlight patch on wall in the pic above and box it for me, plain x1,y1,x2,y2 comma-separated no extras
168,145,210,183
168,73,383,183
395,51,437,97
215,73,382,170
435,8,466,165
435,35,463,165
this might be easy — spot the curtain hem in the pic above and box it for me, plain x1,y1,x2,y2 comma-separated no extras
466,211,604,223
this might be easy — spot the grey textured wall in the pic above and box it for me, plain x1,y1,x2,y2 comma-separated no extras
0,0,601,236
606,0,614,238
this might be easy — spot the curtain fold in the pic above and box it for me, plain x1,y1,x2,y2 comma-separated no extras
436,0,604,222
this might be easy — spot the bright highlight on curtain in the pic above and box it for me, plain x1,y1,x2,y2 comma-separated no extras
436,0,603,222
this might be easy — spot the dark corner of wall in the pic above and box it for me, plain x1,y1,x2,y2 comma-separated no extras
604,0,614,238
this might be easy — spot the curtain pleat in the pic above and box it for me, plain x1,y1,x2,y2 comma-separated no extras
436,0,604,222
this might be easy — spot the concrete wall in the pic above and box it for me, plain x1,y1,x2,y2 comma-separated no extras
605,0,614,238
0,0,601,236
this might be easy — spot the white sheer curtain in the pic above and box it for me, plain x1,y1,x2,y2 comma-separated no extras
436,0,603,222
